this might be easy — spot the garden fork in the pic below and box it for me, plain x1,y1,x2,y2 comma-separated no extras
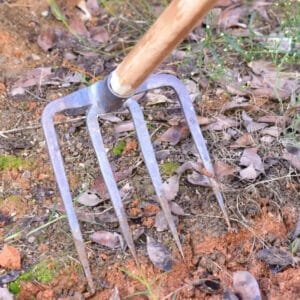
42,0,226,293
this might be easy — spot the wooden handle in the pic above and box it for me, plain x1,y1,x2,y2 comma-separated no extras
110,0,217,97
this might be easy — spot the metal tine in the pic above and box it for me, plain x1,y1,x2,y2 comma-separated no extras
125,98,184,258
136,74,230,228
42,96,95,293
86,106,137,262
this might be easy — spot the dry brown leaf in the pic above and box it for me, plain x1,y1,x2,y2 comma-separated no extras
240,148,264,172
12,67,53,89
184,79,200,102
217,4,247,29
145,92,171,106
99,113,122,123
146,236,172,272
162,175,180,201
187,172,211,186
114,121,134,133
197,116,214,126
77,190,101,207
214,161,238,178
86,0,101,16
261,126,282,138
156,150,170,161
205,115,238,131
69,16,90,37
283,150,300,171
158,117,212,145
162,161,212,201
90,231,123,249
248,60,299,100
233,271,262,300
257,115,288,127
242,111,268,133
170,202,185,216
218,2,271,29
239,164,259,180
132,227,145,241
155,210,178,232
91,168,133,199
0,245,21,270
256,248,295,272
230,133,255,148
76,0,92,21
177,161,213,177
158,124,189,145
222,98,252,112
37,28,56,52
90,26,109,43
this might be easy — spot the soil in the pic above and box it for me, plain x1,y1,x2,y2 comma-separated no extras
0,1,299,299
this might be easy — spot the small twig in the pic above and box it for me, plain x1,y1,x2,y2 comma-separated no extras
161,284,191,300
245,174,300,189
0,124,42,136
0,116,86,136
24,89,47,102
211,261,233,279
4,215,66,242
0,110,135,137
26,215,67,237
3,231,23,242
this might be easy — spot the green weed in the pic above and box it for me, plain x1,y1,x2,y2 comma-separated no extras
47,0,82,39
112,140,126,156
180,0,299,84
8,260,59,294
47,0,68,28
0,155,27,170
290,237,300,255
120,268,161,300
160,161,179,176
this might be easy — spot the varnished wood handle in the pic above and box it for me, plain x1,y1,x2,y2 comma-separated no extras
110,0,217,97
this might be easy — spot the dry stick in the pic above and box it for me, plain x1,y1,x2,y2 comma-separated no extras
245,173,300,189
0,109,135,137
4,215,67,242
162,284,191,300
0,116,86,136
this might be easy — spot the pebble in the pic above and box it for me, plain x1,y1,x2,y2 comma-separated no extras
28,236,36,243
260,135,274,144
10,87,25,96
22,170,31,179
41,10,49,17
31,54,41,61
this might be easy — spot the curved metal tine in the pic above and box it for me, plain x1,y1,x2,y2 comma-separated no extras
86,106,137,262
138,74,230,228
41,88,95,292
125,98,184,257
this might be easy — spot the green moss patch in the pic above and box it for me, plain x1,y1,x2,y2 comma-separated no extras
8,260,59,294
160,161,179,177
0,155,27,170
